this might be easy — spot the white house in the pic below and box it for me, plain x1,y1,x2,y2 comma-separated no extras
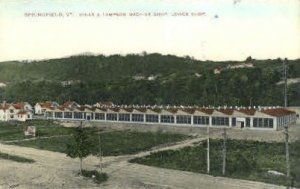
0,102,33,122
227,63,254,69
34,101,59,115
0,81,7,88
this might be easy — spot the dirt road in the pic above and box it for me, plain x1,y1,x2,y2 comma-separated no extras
0,135,289,189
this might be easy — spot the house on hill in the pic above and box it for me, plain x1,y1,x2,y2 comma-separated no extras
0,102,33,121
0,81,7,88
34,101,59,115
94,101,114,108
214,67,222,74
227,63,254,69
63,101,80,109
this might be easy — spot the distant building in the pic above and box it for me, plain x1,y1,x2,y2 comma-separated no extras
194,73,202,78
227,63,254,69
214,67,222,74
43,103,297,131
63,101,80,109
94,101,114,108
0,81,7,88
61,80,81,86
34,101,59,115
132,75,146,80
0,102,33,121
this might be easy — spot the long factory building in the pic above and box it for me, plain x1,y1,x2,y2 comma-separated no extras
37,101,298,131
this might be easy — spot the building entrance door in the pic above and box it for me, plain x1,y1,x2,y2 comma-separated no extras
86,115,91,120
241,122,244,128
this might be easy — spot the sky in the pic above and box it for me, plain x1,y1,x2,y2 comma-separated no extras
0,0,299,62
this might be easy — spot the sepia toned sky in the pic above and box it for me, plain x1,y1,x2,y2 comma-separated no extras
0,0,299,62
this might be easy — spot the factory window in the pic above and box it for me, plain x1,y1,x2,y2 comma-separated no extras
46,112,53,118
74,112,83,119
55,112,63,118
176,115,191,124
193,116,209,125
132,114,144,122
95,113,105,120
146,114,159,123
253,118,273,128
225,118,229,125
212,117,229,126
263,119,268,128
258,118,263,127
64,112,72,118
246,118,250,127
269,119,274,128
160,115,174,123
253,118,258,127
119,114,130,121
106,113,118,121
232,117,236,126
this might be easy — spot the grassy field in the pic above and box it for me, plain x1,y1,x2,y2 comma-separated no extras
9,130,187,156
130,139,300,187
0,120,75,141
1,121,187,156
0,152,35,163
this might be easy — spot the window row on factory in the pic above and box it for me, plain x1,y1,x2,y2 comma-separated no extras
47,111,283,129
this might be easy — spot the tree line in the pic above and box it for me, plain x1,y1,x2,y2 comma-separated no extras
0,53,299,106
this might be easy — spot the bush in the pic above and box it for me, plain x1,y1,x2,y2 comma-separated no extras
130,139,300,187
81,170,108,184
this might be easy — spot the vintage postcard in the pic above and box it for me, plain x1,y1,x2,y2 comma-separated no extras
0,0,299,188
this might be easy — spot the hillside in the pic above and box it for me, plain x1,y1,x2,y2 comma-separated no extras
0,53,299,106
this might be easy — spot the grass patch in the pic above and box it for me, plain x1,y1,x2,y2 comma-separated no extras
0,121,75,142
10,130,187,156
11,136,72,152
0,122,28,141
82,170,108,184
0,152,35,163
130,139,300,187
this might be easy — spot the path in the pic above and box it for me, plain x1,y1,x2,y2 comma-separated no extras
0,135,289,189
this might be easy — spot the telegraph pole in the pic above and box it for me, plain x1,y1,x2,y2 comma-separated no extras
222,127,227,175
284,126,290,178
283,58,288,107
283,58,290,185
207,124,210,174
98,127,103,173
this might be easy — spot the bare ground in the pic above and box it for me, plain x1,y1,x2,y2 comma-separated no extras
1,124,298,189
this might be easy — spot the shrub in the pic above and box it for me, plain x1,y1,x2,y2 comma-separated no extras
81,170,108,184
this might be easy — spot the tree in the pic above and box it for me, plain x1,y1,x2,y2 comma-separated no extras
66,123,94,174
245,56,253,62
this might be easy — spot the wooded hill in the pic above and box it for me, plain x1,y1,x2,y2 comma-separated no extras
0,53,299,106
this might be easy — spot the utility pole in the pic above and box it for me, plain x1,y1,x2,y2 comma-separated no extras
249,97,253,107
283,58,288,107
284,125,290,178
98,127,103,173
207,124,210,174
222,127,227,175
283,58,290,186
